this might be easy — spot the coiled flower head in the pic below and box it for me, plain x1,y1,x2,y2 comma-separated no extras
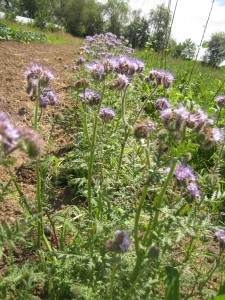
99,107,115,121
197,127,221,148
0,112,19,152
216,94,225,107
39,88,58,108
110,74,131,90
115,55,144,75
174,163,196,182
133,119,155,139
145,69,174,88
0,112,44,158
85,62,106,81
17,126,44,157
79,89,100,106
106,230,130,253
214,228,225,248
187,181,201,198
24,64,54,83
156,97,171,111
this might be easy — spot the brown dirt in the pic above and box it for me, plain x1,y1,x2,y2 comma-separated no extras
0,41,80,227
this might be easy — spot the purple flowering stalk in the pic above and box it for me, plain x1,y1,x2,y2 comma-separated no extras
79,88,102,144
24,64,57,129
24,64,58,256
115,69,161,181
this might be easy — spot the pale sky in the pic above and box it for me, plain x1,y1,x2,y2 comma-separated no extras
128,0,225,60
129,0,225,44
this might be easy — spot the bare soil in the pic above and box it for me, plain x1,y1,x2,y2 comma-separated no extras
0,41,80,228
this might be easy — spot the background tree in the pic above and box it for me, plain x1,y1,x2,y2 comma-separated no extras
102,0,129,36
124,10,149,48
203,32,225,67
148,4,172,52
0,0,21,18
173,38,196,60
82,0,104,36
60,0,104,36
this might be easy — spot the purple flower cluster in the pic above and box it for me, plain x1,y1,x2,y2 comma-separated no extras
39,88,58,108
133,119,155,139
79,88,100,106
0,111,43,157
156,97,171,111
110,74,131,90
214,228,225,247
114,55,145,75
159,104,221,148
85,62,106,81
174,163,196,181
85,55,144,83
99,107,115,121
173,163,200,198
24,64,54,85
17,126,44,157
216,94,225,107
0,111,20,152
106,230,130,253
81,32,133,61
25,64,58,108
145,69,174,88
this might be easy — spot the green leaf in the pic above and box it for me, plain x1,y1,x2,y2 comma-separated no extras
214,295,225,300
214,281,225,299
165,266,180,300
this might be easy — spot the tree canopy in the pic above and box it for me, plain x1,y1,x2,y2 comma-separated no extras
203,32,225,67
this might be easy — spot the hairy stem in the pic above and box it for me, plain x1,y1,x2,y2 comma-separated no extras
87,83,105,216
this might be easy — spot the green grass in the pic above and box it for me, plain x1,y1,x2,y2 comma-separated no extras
0,18,83,44
135,49,225,110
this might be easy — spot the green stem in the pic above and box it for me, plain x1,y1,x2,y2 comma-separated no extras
121,88,128,127
109,257,117,300
123,260,153,300
83,89,90,145
35,161,42,248
115,133,129,181
132,85,158,126
216,108,221,125
84,112,90,145
115,88,129,181
144,160,177,247
131,173,154,282
34,82,40,130
87,83,105,216
183,236,195,263
146,139,151,169
42,233,58,264
134,175,152,255
213,142,224,173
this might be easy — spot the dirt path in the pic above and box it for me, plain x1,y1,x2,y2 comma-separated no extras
0,41,80,224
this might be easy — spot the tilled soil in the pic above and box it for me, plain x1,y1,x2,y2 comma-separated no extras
0,41,80,224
